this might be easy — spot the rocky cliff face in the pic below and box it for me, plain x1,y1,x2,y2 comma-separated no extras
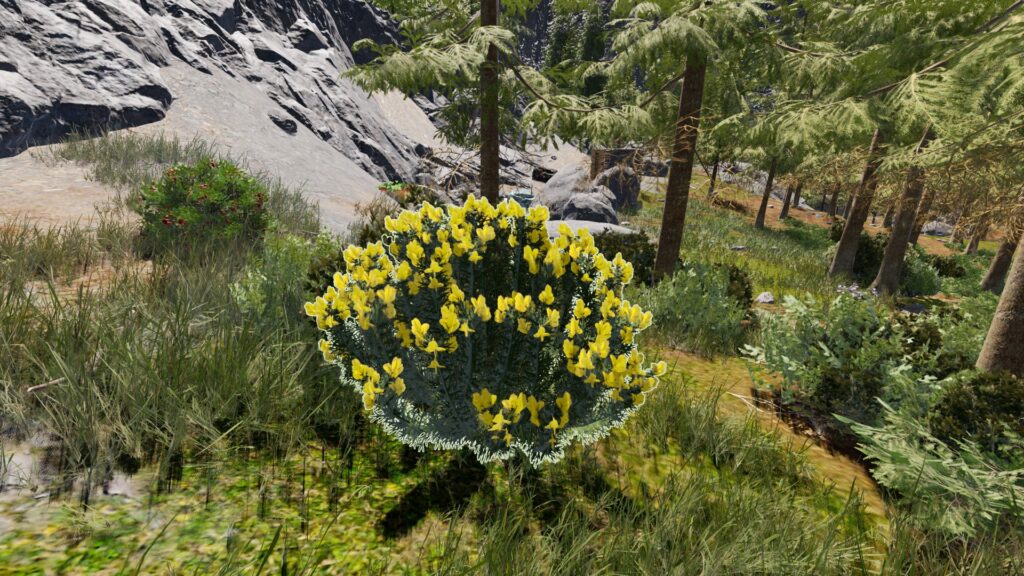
0,0,420,181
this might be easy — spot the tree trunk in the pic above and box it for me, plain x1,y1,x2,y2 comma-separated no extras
870,128,933,295
882,205,895,229
842,197,852,220
829,129,885,279
908,186,934,245
792,182,803,210
779,183,794,220
706,156,720,200
653,57,707,279
754,157,778,230
819,187,828,212
964,222,988,255
980,233,1020,294
478,0,501,202
828,183,841,218
977,241,1024,377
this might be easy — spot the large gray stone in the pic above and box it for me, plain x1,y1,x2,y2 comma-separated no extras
595,165,640,210
545,220,636,238
563,187,618,224
0,0,418,182
533,163,590,218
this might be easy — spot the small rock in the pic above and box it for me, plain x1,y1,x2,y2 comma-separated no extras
754,292,775,304
730,245,747,251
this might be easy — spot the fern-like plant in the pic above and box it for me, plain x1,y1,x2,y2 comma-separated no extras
306,197,663,465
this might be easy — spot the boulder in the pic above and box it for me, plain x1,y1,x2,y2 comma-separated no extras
533,163,591,218
595,166,640,210
563,187,618,224
754,292,775,304
0,0,421,182
922,221,954,236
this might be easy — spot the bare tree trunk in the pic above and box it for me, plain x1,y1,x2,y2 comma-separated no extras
706,156,720,200
479,0,501,202
981,232,1020,294
653,57,707,279
829,129,885,279
882,205,895,229
792,182,803,210
870,129,932,295
964,221,989,255
779,183,794,220
754,157,779,230
828,183,841,218
819,187,828,212
908,186,934,245
977,241,1024,377
842,197,852,220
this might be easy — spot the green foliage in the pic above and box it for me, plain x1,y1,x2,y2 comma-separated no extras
137,158,270,251
923,252,968,278
843,403,1024,538
592,229,657,286
899,248,942,297
308,199,662,465
638,261,751,357
928,371,1024,459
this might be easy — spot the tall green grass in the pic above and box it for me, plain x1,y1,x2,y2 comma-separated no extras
634,190,835,299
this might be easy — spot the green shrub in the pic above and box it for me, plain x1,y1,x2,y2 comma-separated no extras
899,249,942,296
592,229,656,285
745,294,905,424
306,198,663,465
844,404,1024,537
923,253,968,278
138,158,270,250
639,260,750,356
928,371,1024,458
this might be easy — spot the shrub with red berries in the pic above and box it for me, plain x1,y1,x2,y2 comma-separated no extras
138,157,270,251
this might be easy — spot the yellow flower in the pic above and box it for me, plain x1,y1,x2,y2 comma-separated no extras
448,283,465,303
545,417,561,432
395,261,412,281
527,205,549,223
469,250,483,263
546,308,561,328
383,357,404,379
472,295,491,321
566,318,583,338
534,325,551,341
477,225,496,243
517,318,533,335
318,339,335,362
562,339,578,359
406,240,424,266
351,358,368,381
390,377,406,395
440,305,461,334
423,339,446,353
428,358,444,371
556,392,571,425
526,395,545,426
512,292,532,313
411,318,430,344
653,361,668,376
489,411,510,431
576,349,595,371
538,284,555,305
473,388,497,411
378,285,397,305
502,393,527,421
573,299,592,319
523,245,540,274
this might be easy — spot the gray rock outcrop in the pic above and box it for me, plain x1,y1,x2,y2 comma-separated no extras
532,163,619,224
594,165,640,211
0,0,419,182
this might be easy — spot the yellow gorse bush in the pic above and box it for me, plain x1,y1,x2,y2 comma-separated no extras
306,196,663,465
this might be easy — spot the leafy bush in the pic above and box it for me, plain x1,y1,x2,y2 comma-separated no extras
745,294,905,424
592,229,656,285
306,197,663,465
138,158,270,250
928,371,1024,458
899,248,942,296
844,404,1024,537
639,260,750,356
923,253,968,278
